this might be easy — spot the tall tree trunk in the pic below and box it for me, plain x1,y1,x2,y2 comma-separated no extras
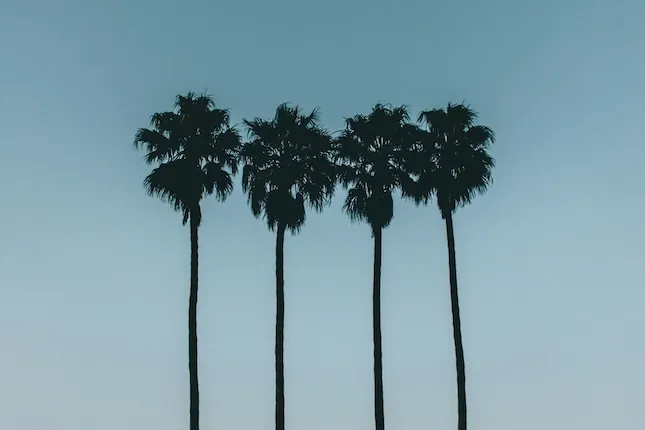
189,217,200,430
372,227,385,430
275,223,286,430
445,212,467,430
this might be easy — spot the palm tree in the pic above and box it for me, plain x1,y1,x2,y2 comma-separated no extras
240,103,336,430
334,103,417,430
133,92,241,430
412,103,495,430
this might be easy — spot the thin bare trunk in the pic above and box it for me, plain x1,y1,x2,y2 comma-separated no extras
189,217,200,430
445,212,467,430
275,223,286,430
373,227,385,430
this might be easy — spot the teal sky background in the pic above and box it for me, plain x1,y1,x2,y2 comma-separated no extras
1,0,644,429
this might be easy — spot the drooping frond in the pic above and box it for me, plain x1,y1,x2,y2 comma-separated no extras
240,103,336,233
150,111,178,135
335,103,417,233
133,92,242,225
211,126,241,175
342,185,369,223
413,103,495,218
143,159,196,225
134,127,180,164
203,161,234,201
465,125,495,150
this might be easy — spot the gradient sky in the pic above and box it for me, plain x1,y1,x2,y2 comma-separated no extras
1,0,644,429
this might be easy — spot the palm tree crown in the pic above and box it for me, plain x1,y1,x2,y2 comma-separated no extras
335,103,417,232
413,103,495,217
240,103,336,232
134,92,241,225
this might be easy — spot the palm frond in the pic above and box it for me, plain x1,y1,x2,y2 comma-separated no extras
446,103,478,128
150,111,177,133
134,128,179,163
343,186,368,223
212,127,241,174
204,161,234,201
465,125,495,149
144,160,195,224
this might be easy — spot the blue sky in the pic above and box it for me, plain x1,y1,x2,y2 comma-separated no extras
1,0,644,429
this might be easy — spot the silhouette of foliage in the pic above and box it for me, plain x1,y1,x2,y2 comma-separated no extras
411,103,495,217
240,103,336,232
134,92,241,225
335,103,418,233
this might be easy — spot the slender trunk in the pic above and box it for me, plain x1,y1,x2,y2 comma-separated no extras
275,223,286,430
189,217,200,430
445,212,467,430
372,227,385,430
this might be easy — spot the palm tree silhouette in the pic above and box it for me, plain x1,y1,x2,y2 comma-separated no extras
240,103,336,430
413,103,495,430
334,103,417,430
134,92,241,430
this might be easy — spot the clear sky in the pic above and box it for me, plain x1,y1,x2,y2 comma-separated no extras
1,0,644,429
